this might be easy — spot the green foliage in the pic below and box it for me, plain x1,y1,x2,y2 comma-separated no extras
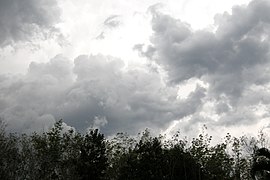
0,120,20,180
76,129,108,180
114,129,204,180
0,133,20,179
117,131,164,180
188,128,234,180
163,137,203,180
0,120,267,180
106,132,137,179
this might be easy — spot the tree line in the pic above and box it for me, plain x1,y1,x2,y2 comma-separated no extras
0,120,268,180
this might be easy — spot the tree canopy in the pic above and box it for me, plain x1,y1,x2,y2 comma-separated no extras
0,120,267,179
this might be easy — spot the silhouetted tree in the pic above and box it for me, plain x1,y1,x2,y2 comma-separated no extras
31,120,65,179
76,129,108,180
117,130,165,180
164,143,205,180
188,128,234,180
251,148,270,180
0,120,265,180
106,132,136,179
0,120,20,180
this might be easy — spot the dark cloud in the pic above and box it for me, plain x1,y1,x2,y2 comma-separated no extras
0,54,205,135
215,0,270,40
136,0,270,127
0,0,61,47
3,0,270,136
0,55,73,133
62,54,205,134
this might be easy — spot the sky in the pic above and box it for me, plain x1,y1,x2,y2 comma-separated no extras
2,0,270,141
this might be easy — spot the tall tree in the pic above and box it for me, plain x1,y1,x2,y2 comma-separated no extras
76,129,108,180
0,120,20,180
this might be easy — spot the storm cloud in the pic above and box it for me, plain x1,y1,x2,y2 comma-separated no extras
0,54,205,134
1,0,270,136
138,0,270,128
0,0,61,47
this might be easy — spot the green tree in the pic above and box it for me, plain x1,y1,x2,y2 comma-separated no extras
76,129,108,180
60,128,82,179
164,142,204,180
106,132,137,179
117,130,165,180
18,134,38,179
0,120,20,180
188,127,234,180
31,120,65,179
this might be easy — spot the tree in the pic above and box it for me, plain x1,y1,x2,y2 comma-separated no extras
31,120,65,179
18,134,38,179
0,120,20,180
76,129,108,180
251,148,270,180
164,142,204,180
117,130,165,180
188,128,234,180
117,129,204,180
106,132,137,179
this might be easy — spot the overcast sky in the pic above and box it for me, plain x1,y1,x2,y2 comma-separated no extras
2,0,270,140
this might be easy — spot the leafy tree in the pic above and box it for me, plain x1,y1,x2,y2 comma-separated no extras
0,119,269,180
0,120,20,180
76,129,108,180
106,132,137,179
188,127,234,180
31,120,65,179
164,142,204,180
251,148,270,180
60,128,82,179
117,129,205,180
117,130,165,180
18,134,38,179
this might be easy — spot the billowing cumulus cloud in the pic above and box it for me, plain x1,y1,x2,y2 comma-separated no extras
2,0,270,138
0,55,73,133
0,54,205,134
0,0,61,47
137,0,270,128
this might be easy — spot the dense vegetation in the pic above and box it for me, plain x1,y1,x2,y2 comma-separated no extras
0,120,269,180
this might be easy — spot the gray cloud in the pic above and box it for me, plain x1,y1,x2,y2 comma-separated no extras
136,0,270,127
215,0,270,40
0,55,73,133
0,0,61,47
95,32,105,40
0,54,205,135
62,54,205,134
104,15,121,28
96,15,122,40
2,0,270,136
